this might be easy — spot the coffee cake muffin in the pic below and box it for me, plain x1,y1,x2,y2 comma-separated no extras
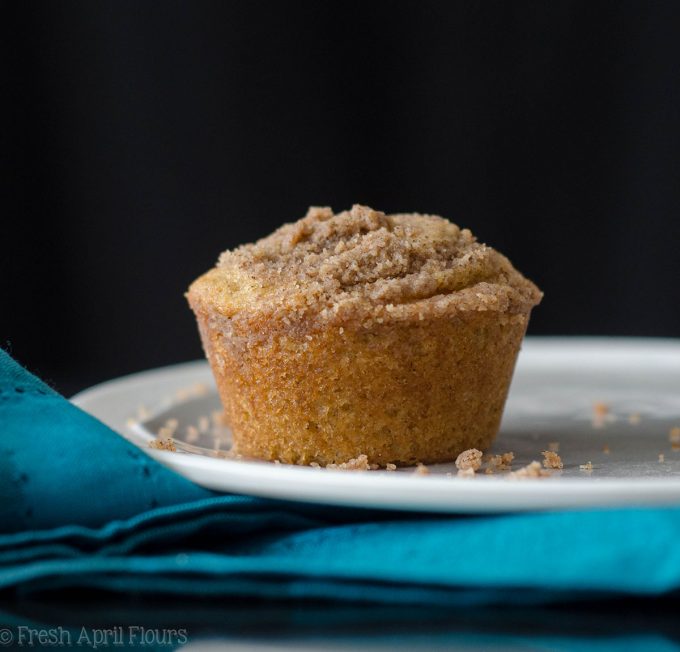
187,205,542,466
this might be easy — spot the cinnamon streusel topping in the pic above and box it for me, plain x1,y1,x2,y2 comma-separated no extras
189,205,542,330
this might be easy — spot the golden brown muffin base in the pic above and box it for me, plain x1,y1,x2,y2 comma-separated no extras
193,308,530,466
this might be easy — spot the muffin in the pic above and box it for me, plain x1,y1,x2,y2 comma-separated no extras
187,205,542,466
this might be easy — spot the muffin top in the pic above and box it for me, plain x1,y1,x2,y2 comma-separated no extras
188,205,542,328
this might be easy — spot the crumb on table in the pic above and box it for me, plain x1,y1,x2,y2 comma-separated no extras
455,448,483,471
658,453,665,463
542,450,563,470
579,461,594,472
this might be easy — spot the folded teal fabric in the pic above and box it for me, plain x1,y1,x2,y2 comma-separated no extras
2,348,680,604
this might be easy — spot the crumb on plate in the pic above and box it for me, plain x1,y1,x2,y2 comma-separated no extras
592,401,609,428
149,437,176,452
414,463,430,476
174,382,210,402
670,426,680,452
508,461,550,479
542,450,563,470
185,425,200,443
579,461,594,472
485,452,514,474
326,454,372,471
455,448,483,471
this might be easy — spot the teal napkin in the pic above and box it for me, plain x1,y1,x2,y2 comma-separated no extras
2,348,680,604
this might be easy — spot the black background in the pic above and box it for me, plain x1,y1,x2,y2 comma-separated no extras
3,1,680,395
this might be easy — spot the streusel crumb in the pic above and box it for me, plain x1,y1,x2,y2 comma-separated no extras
542,450,563,470
508,461,550,479
155,424,176,441
386,463,397,471
185,425,200,443
455,448,483,471
326,454,372,471
174,382,210,402
659,453,665,463
485,452,514,473
592,402,609,429
136,404,150,420
414,463,430,476
579,461,594,472
149,437,176,452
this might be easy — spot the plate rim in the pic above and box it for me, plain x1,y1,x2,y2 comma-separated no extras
72,336,680,513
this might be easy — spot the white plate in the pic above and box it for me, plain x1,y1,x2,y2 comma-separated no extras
72,337,680,513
